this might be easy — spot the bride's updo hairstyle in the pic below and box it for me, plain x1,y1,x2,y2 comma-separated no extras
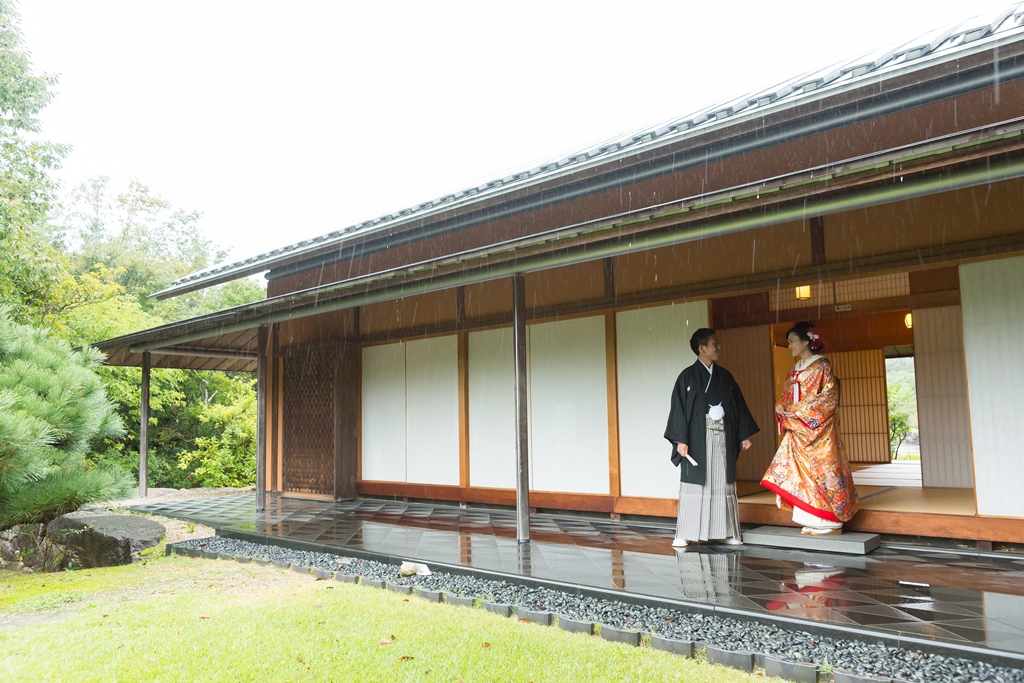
787,321,825,352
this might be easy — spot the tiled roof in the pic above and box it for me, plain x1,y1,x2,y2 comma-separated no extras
156,3,1024,299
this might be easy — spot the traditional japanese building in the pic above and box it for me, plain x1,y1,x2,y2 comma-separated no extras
96,6,1024,546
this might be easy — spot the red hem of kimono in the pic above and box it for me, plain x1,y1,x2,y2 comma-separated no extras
758,479,842,524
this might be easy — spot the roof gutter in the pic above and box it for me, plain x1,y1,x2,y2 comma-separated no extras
127,154,1024,351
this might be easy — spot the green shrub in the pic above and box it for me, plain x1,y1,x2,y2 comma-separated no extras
0,308,131,527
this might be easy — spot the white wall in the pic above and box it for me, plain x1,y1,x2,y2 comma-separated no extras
405,336,460,486
529,315,609,494
360,336,459,486
961,256,1024,518
914,305,974,489
361,343,407,482
616,302,709,498
468,328,517,489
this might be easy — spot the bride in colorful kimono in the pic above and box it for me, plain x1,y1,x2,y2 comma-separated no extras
760,321,860,535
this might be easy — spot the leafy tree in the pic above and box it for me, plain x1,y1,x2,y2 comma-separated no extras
887,383,913,459
0,0,81,327
0,308,131,527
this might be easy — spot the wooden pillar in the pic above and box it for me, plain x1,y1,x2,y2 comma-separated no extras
513,274,530,543
256,325,268,511
139,351,150,498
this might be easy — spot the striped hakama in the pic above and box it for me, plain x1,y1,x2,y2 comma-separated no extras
674,416,741,543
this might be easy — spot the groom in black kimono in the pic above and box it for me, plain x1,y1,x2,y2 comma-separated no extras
664,328,759,547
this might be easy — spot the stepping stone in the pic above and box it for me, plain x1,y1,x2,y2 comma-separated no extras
741,526,880,555
517,608,552,626
600,625,640,646
764,656,818,683
558,617,594,635
705,647,754,672
415,587,443,602
650,635,693,657
444,593,475,607
481,601,512,618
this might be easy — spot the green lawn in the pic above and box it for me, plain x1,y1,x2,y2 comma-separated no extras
0,552,778,682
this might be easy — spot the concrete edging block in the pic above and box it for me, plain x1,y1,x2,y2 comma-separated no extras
833,672,893,683
335,573,359,583
481,601,512,618
764,656,819,683
415,587,443,602
558,616,594,635
312,568,333,579
361,578,385,589
444,593,475,607
386,582,413,595
706,646,755,672
516,608,553,626
650,634,694,657
601,625,640,646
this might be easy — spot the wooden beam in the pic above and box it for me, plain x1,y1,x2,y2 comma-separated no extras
809,215,826,266
139,351,150,498
256,325,268,511
513,274,530,542
605,313,621,497
457,331,470,488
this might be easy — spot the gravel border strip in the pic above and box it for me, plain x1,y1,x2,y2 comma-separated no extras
169,536,1024,683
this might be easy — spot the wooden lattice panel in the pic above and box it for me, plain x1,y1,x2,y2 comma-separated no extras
282,343,335,495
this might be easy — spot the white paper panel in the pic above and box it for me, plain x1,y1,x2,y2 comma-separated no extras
361,343,407,482
529,315,609,494
914,306,974,489
405,335,460,486
616,302,708,498
468,328,517,489
960,256,1024,518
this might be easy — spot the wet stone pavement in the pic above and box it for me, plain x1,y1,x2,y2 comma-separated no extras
132,495,1024,661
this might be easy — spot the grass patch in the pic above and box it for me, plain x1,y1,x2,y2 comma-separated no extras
0,555,775,682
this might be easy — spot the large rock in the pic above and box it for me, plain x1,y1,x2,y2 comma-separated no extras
47,512,165,569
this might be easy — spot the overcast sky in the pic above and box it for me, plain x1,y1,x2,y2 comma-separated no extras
19,0,1016,270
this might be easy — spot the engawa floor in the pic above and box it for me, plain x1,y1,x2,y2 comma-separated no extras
131,494,1024,659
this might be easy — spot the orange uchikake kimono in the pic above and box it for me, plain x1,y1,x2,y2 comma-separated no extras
760,356,860,524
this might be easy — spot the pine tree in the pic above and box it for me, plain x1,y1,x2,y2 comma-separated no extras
0,308,130,528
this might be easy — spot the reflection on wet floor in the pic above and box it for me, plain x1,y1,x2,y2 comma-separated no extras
132,494,1024,655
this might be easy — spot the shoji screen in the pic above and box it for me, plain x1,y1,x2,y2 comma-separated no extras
405,336,460,486
361,343,407,481
961,256,1024,518
468,328,517,489
360,336,459,486
616,301,708,498
529,316,609,494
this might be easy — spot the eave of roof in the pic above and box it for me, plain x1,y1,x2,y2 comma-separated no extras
93,120,1024,364
152,5,1024,300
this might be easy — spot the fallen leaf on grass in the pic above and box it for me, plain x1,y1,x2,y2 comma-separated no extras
146,658,158,663
403,599,410,603
315,577,326,581
198,615,212,620
379,639,392,646
481,642,491,649
400,655,415,661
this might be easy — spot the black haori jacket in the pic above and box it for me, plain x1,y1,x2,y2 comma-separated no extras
664,360,760,486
